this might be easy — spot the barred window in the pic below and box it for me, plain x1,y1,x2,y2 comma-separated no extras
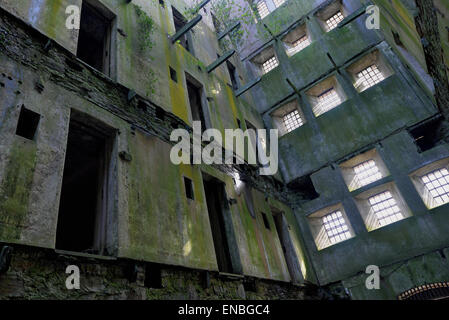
273,0,285,8
313,88,342,116
282,109,304,134
421,168,449,207
262,56,279,74
353,160,382,188
326,11,344,31
257,1,270,19
322,211,351,245
355,65,385,91
287,35,310,56
369,191,404,227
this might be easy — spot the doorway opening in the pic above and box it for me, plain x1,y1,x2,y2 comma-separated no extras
56,111,117,256
271,207,303,283
202,173,242,274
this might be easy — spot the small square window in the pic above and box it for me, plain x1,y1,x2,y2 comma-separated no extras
313,88,342,116
262,56,279,74
273,0,285,8
282,109,304,133
347,50,394,93
16,106,40,140
339,149,389,191
368,191,404,227
286,35,310,56
184,177,194,200
353,159,382,188
421,168,449,207
257,1,270,19
322,210,351,245
325,11,344,31
307,204,354,250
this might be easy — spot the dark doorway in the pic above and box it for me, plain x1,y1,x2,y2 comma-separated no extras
271,207,303,283
202,174,242,274
186,75,208,132
56,111,116,255
172,7,190,52
77,0,113,75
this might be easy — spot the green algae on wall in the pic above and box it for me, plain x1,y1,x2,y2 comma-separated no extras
0,139,37,241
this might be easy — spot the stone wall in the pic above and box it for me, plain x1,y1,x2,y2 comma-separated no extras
0,244,326,300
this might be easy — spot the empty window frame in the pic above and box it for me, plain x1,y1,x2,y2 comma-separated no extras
261,212,271,229
226,61,240,90
172,7,191,52
257,1,270,19
15,106,40,140
307,204,354,250
262,56,279,74
271,100,305,136
77,0,114,76
410,158,449,209
339,149,389,191
347,50,394,92
354,183,410,231
306,76,346,117
186,73,209,131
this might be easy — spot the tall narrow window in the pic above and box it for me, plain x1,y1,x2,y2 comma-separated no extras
368,191,404,227
186,74,208,132
262,56,279,74
226,61,239,90
77,0,114,75
257,1,270,19
325,11,344,31
172,7,190,52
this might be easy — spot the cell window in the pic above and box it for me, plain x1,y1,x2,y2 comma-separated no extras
287,35,310,56
16,106,40,140
273,0,285,8
326,11,344,31
262,56,279,74
322,211,351,245
355,65,385,91
368,191,404,227
313,88,342,116
282,109,304,134
353,159,382,188
421,168,449,207
184,177,194,200
257,1,270,19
